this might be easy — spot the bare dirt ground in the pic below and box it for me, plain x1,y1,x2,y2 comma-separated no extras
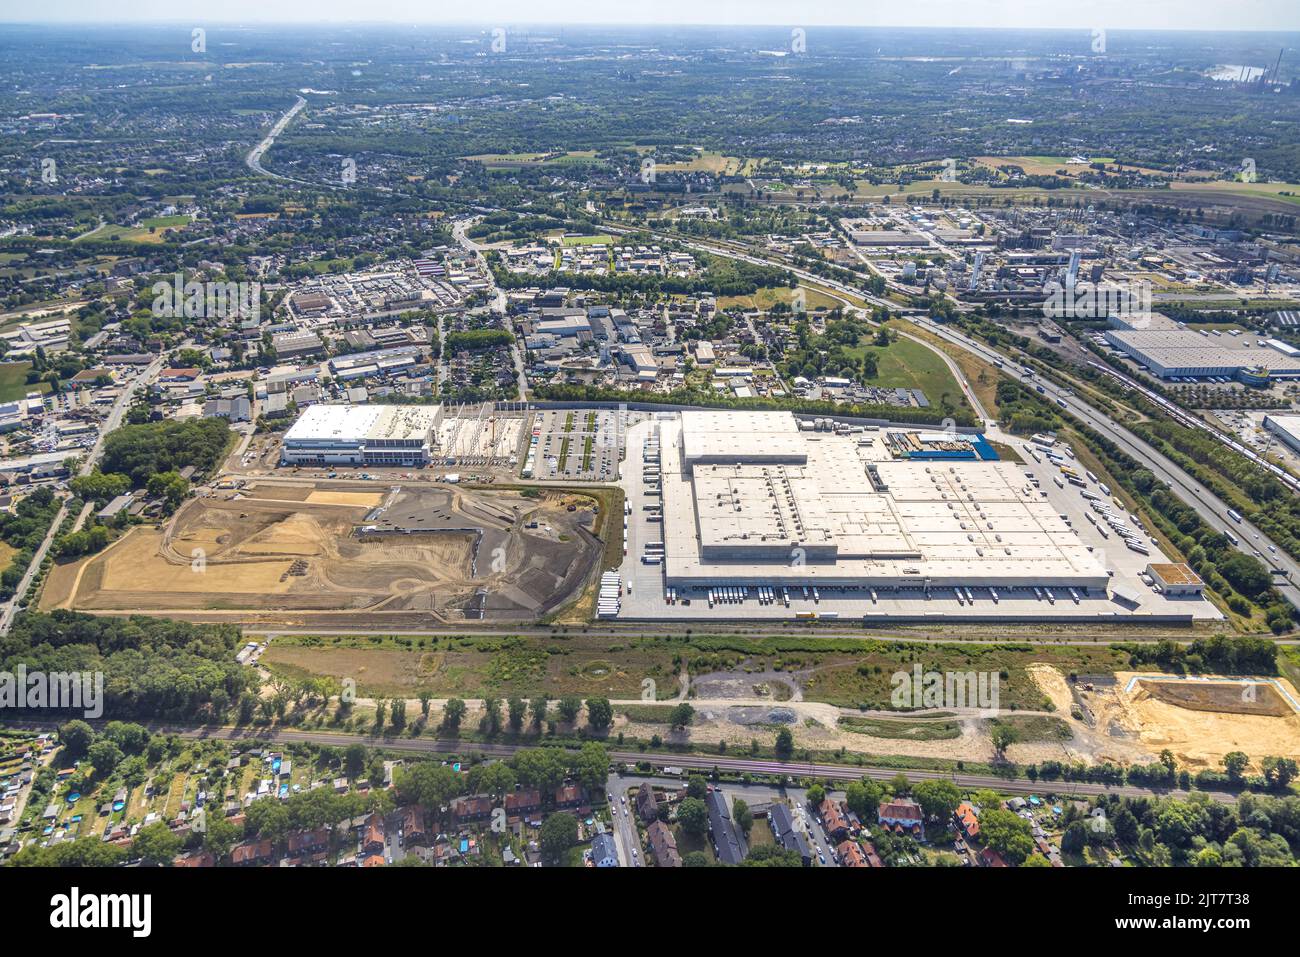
1104,672,1300,772
623,662,1299,769
615,663,1085,766
42,482,602,623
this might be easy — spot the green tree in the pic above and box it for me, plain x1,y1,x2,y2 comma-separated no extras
774,727,794,758
669,702,695,729
911,779,962,821
557,695,582,724
732,797,753,838
845,779,884,822
539,812,577,863
677,797,709,836
507,696,527,731
59,719,96,759
441,698,467,732
585,696,613,731
1222,751,1250,783
571,742,610,793
396,762,460,808
978,808,1035,865
474,761,517,797
990,723,1017,760
343,743,368,779
132,821,182,866
512,747,567,793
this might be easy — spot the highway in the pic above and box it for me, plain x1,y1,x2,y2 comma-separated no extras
909,315,1300,610
245,95,307,181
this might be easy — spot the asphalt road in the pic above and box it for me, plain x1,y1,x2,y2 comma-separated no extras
245,95,307,180
0,354,164,634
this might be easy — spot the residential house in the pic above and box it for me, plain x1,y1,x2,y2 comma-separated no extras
230,839,273,866
287,827,330,857
504,789,541,818
636,782,659,823
451,794,493,824
646,820,681,868
362,812,385,854
878,799,925,839
553,784,585,810
706,789,747,866
955,801,980,841
819,798,851,840
838,840,870,867
401,805,429,847
591,832,619,867
768,804,812,865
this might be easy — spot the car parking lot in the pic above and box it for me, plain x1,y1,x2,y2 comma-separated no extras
530,408,628,482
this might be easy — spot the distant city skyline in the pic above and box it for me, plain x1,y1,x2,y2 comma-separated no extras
1,1,1297,32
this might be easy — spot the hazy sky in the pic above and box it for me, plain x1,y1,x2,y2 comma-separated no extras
1,0,1296,32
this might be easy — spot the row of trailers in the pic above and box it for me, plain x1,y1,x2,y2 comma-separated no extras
707,584,833,608
689,581,1092,613
597,571,622,619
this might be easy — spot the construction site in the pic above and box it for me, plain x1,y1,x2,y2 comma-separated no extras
41,480,603,625
1030,667,1300,773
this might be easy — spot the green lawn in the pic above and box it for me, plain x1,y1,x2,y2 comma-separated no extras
0,362,50,402
847,333,965,408
561,233,616,246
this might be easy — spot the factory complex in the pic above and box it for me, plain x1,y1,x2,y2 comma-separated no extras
1103,313,1300,382
616,410,1221,623
281,404,443,466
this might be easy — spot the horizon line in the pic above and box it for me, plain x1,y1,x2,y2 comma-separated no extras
1,20,1299,35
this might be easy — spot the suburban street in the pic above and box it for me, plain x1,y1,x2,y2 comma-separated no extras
451,216,528,398
0,354,165,634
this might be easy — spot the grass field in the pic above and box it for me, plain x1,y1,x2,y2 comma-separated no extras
560,233,617,246
73,221,182,244
464,150,598,168
0,541,18,578
838,716,962,740
903,323,1001,416
657,150,753,176
848,331,966,408
716,284,841,312
0,362,50,402
987,714,1073,742
260,631,1130,710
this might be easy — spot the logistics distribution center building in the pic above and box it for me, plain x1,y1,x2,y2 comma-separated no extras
658,411,1110,591
281,404,442,466
1103,318,1300,381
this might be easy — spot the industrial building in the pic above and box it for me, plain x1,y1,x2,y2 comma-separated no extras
1263,413,1300,455
1103,327,1300,380
1145,563,1205,596
656,411,1109,591
280,404,442,466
